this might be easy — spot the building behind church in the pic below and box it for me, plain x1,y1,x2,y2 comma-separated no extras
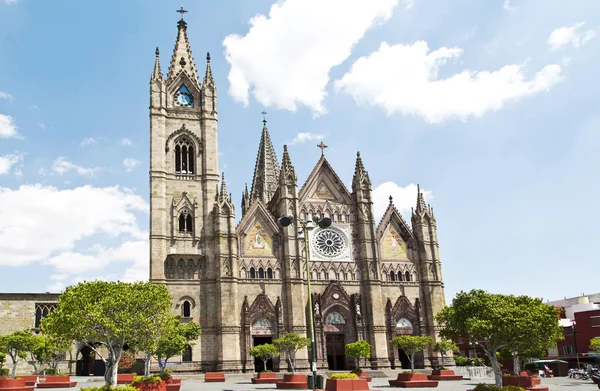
0,14,448,375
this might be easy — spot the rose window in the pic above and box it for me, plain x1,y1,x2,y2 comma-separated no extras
313,228,346,258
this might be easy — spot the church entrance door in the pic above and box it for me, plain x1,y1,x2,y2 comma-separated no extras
326,334,346,370
76,346,105,376
398,348,411,370
253,336,273,371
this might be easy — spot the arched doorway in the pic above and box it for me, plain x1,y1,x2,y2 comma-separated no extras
76,346,105,376
324,310,347,370
251,317,275,371
396,318,414,369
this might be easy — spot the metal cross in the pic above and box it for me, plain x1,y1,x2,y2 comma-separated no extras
317,141,328,156
261,110,267,124
177,6,188,20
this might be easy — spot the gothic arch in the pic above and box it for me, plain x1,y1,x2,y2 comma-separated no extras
165,124,203,154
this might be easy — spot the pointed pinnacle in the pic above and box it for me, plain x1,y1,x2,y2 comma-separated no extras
220,172,228,202
389,195,393,204
204,51,214,85
416,184,427,213
152,47,163,81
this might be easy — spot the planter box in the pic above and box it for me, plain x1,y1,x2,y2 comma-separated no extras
389,373,438,388
162,377,180,391
205,372,225,382
427,370,463,381
0,378,34,391
132,381,166,391
276,374,308,389
356,372,372,382
325,378,370,391
117,374,136,385
19,377,38,387
502,376,534,388
36,376,77,388
252,372,282,384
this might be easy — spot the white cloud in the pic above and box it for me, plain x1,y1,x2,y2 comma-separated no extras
0,91,12,100
123,158,140,172
334,41,563,123
503,0,514,11
0,114,19,138
79,137,98,147
223,0,400,115
372,182,432,220
289,132,326,145
121,138,132,146
4,0,20,4
402,0,414,10
0,154,22,175
38,123,48,130
52,157,101,177
548,22,596,51
0,184,148,270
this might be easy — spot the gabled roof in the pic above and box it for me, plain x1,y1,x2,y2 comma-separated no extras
377,196,415,245
235,198,279,236
298,155,352,204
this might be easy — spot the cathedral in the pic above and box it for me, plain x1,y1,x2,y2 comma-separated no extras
150,14,447,373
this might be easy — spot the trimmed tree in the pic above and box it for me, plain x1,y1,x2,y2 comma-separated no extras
0,330,36,378
250,343,279,372
0,352,7,376
436,289,563,386
433,340,458,368
25,335,70,374
590,339,600,353
273,332,310,374
390,335,433,372
41,281,173,386
345,340,371,372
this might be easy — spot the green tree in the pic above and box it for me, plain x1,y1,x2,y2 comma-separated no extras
436,290,563,386
390,335,433,372
41,281,173,386
345,340,371,371
0,352,8,376
433,340,458,368
25,335,70,374
249,344,279,372
590,339,600,353
273,332,310,374
0,330,36,378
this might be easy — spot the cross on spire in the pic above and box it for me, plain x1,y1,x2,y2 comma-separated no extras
261,110,267,125
177,6,188,20
317,141,328,156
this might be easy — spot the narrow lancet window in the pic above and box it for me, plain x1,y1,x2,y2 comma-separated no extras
179,214,186,232
405,271,411,281
183,301,191,317
267,268,273,279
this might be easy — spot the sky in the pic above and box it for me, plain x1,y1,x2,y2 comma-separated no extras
0,0,598,303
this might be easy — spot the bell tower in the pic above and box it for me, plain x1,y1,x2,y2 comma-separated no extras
149,9,219,311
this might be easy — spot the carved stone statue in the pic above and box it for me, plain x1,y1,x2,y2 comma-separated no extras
314,302,320,316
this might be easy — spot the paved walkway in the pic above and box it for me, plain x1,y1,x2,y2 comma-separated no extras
68,375,597,391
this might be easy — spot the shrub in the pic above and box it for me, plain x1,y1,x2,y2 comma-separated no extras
119,351,136,370
474,384,502,391
329,373,359,380
132,376,162,383
81,386,139,391
502,387,525,391
454,355,468,366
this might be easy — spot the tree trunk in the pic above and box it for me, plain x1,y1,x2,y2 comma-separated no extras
262,358,267,372
144,353,152,377
159,358,168,377
11,358,18,378
485,348,502,387
409,354,415,372
440,352,445,368
512,351,520,375
104,347,123,386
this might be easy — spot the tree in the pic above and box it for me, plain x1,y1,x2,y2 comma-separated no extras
345,340,371,371
390,335,433,372
433,340,458,368
273,332,310,374
0,330,36,378
590,339,600,353
41,281,173,386
249,344,279,372
0,352,8,376
436,290,563,386
141,317,201,377
25,335,70,374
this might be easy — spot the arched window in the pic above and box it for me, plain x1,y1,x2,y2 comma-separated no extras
177,260,185,279
405,271,411,281
179,214,185,232
324,310,346,325
397,271,403,281
258,267,265,279
267,268,273,279
182,301,191,317
250,267,256,279
390,271,396,281
186,214,193,232
174,137,195,174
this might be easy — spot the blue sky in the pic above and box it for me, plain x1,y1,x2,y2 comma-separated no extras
0,0,598,302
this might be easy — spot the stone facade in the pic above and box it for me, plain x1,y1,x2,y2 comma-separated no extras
150,16,448,373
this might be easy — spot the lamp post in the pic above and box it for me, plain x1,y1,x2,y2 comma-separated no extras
278,214,331,390
572,322,580,369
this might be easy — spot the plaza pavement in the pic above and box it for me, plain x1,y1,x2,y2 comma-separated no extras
68,374,598,391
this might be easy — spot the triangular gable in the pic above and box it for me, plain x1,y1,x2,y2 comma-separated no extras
377,201,415,249
173,192,196,211
236,200,278,257
166,70,201,99
298,156,352,204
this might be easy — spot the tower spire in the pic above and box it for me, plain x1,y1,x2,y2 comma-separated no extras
280,144,296,183
415,184,427,214
250,116,280,204
167,9,200,86
151,47,163,81
219,172,228,203
203,52,214,86
352,151,371,190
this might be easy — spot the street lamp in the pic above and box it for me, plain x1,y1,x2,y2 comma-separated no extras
277,214,331,390
571,322,580,369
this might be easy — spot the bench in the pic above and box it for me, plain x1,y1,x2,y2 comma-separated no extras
0,378,35,391
18,378,37,387
389,373,439,388
204,373,225,382
36,376,77,388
